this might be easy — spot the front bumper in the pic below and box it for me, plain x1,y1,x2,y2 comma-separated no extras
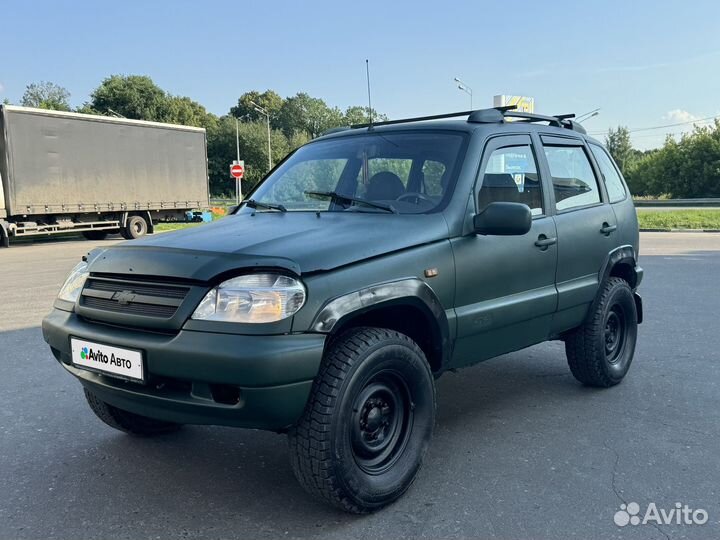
42,309,326,431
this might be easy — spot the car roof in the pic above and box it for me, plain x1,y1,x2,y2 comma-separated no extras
314,113,604,147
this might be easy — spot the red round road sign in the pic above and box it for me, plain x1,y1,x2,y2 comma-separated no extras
230,163,244,179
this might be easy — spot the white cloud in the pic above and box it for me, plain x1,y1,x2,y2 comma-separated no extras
0,82,4,93
664,109,699,123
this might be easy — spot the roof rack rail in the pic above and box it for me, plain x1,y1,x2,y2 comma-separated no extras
347,106,587,134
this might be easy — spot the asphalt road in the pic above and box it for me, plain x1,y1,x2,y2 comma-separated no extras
1,232,719,539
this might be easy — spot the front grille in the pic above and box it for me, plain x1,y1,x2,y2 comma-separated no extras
80,276,191,319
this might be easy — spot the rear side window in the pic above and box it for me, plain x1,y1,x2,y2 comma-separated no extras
590,144,627,203
480,145,543,215
544,146,601,211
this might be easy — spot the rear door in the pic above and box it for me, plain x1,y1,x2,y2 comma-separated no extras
538,135,618,332
450,134,558,367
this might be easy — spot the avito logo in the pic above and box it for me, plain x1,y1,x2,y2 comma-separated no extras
614,502,708,527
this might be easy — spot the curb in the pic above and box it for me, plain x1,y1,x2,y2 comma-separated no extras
640,228,720,233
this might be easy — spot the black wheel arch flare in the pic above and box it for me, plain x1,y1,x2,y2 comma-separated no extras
310,278,451,372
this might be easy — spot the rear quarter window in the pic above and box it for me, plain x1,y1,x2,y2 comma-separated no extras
590,144,627,203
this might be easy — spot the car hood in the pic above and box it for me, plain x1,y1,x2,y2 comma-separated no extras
88,212,451,281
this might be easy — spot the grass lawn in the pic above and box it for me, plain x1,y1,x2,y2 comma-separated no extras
636,210,720,230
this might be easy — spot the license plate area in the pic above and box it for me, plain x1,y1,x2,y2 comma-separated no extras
70,337,145,383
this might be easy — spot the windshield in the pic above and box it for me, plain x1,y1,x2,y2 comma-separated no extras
246,131,467,214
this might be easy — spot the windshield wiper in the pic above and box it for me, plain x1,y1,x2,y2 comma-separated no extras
243,199,287,212
304,191,398,214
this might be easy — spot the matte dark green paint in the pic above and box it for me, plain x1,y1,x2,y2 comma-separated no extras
42,116,642,431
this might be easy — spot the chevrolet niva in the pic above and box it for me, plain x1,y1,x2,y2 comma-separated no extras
43,107,643,513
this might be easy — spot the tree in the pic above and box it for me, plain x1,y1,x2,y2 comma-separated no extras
206,116,290,197
230,90,284,124
605,126,634,174
343,106,387,126
21,81,71,111
276,92,344,138
624,121,720,198
88,75,168,120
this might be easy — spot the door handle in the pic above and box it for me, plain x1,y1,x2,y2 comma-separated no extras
600,223,618,236
534,235,557,249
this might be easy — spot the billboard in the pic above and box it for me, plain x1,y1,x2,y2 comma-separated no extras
493,95,535,113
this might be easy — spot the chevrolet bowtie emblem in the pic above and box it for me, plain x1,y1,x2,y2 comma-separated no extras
112,290,137,305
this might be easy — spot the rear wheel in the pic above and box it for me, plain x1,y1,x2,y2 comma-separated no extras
565,277,638,387
121,215,148,240
288,327,435,513
84,388,182,436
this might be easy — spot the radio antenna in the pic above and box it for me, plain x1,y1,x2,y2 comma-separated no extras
365,59,373,128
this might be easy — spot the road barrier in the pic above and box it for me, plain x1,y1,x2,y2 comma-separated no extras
634,198,720,208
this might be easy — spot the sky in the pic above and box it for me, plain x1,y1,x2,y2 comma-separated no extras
2,0,719,150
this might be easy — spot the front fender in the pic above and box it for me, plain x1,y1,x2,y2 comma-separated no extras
310,278,451,367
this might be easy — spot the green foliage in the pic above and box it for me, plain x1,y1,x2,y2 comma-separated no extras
625,121,720,198
89,75,168,120
21,81,71,111
230,90,284,123
206,116,289,196
343,106,388,126
605,126,633,173
276,92,344,138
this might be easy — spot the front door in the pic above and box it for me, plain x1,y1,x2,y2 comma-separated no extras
450,135,558,368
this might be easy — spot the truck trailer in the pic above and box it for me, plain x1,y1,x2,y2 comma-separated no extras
0,105,209,247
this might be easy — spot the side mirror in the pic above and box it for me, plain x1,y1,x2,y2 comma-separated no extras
473,202,532,236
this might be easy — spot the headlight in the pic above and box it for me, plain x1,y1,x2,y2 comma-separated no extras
57,261,89,303
191,273,306,323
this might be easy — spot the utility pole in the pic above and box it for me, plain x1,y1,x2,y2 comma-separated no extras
235,117,242,202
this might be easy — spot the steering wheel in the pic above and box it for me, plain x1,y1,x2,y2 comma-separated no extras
396,192,435,205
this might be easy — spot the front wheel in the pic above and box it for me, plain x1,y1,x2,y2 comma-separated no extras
565,277,638,387
288,327,435,513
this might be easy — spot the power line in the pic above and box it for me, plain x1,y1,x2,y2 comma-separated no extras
588,114,720,136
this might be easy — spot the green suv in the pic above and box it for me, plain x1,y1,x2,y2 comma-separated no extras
42,107,643,513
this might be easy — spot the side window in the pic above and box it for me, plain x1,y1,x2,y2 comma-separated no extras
590,144,627,203
479,145,543,215
544,146,601,211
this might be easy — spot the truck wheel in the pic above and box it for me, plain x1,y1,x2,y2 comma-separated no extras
83,388,182,436
288,327,435,513
565,277,638,387
121,215,148,240
82,230,109,241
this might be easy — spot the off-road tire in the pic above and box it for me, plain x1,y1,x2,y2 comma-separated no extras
82,230,110,241
84,388,182,436
565,277,638,387
121,215,148,240
288,327,436,513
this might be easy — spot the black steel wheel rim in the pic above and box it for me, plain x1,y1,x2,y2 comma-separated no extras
351,370,413,475
604,305,626,364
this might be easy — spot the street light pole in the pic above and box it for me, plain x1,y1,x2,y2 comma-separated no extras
235,117,241,203
250,100,272,171
454,77,473,109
